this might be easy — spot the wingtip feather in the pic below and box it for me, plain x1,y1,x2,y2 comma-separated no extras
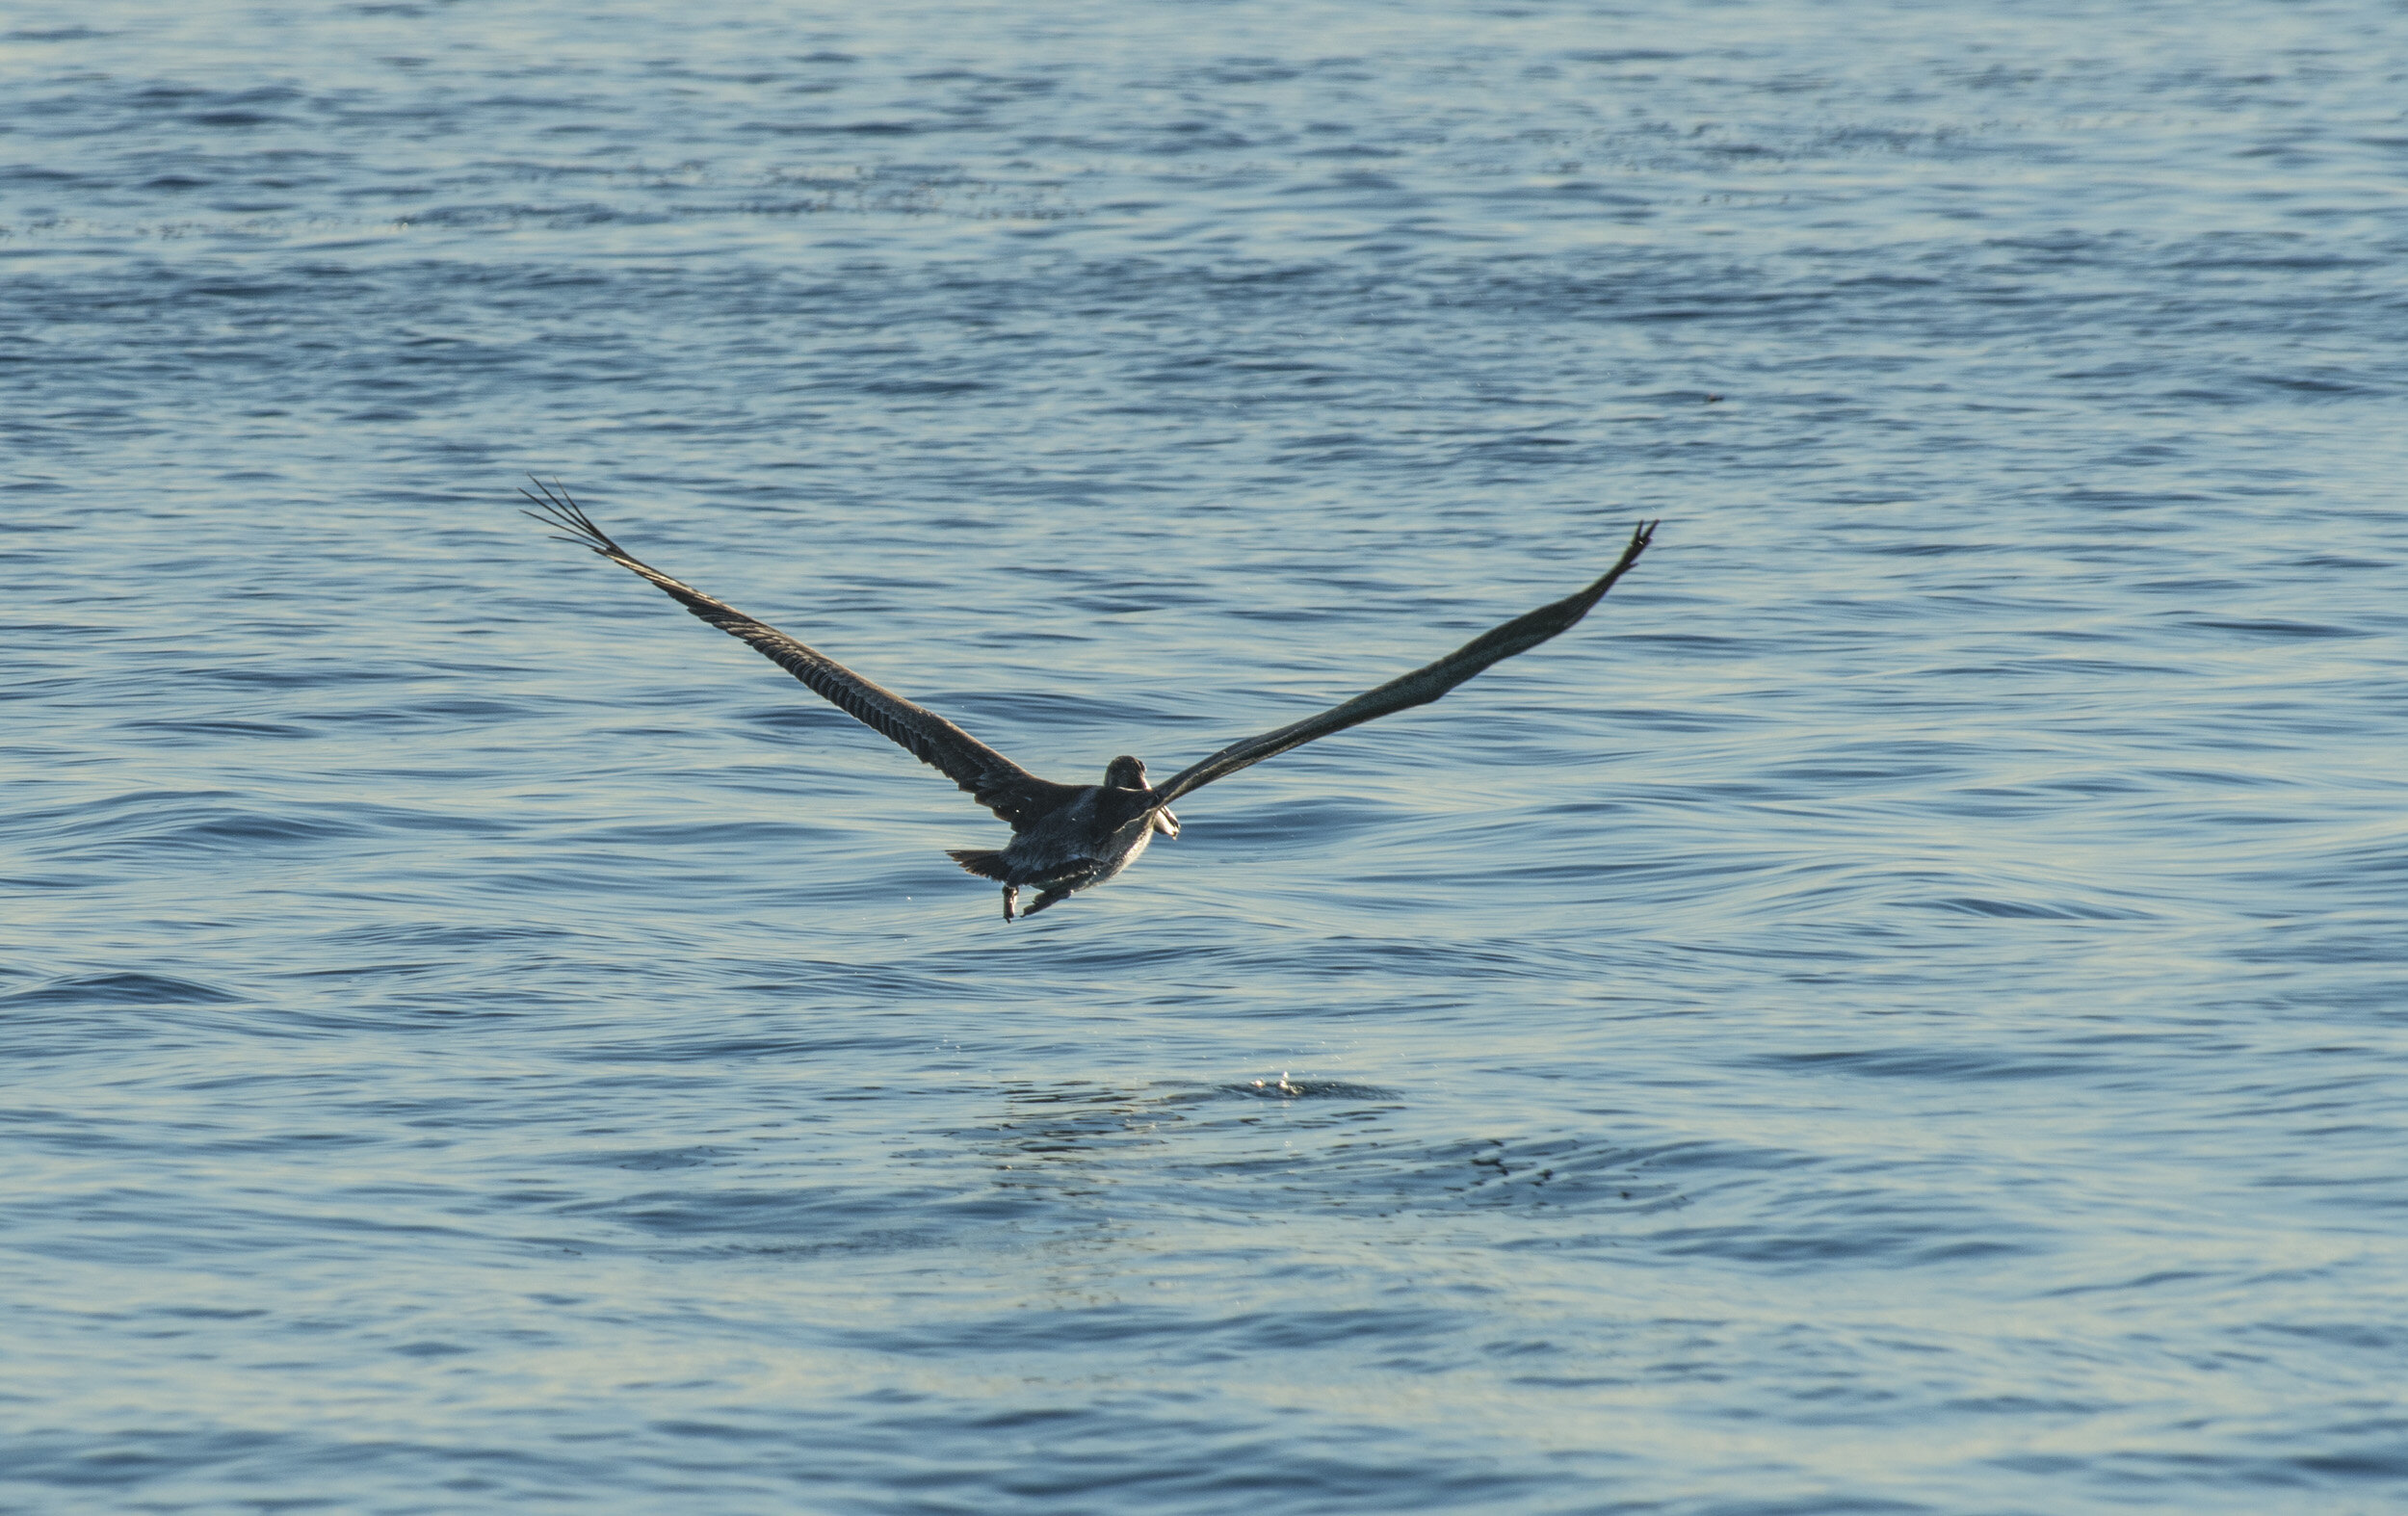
519,477,624,558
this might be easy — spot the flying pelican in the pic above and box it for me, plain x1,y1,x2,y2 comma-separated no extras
524,482,1655,921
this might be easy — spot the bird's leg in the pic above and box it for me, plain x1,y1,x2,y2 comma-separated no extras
1002,884,1019,922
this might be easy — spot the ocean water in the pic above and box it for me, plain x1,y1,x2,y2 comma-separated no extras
4,1,2405,1511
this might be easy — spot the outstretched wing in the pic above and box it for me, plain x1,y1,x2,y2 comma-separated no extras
1151,520,1657,807
523,481,1078,831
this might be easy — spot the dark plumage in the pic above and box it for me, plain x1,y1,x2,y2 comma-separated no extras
523,481,1656,921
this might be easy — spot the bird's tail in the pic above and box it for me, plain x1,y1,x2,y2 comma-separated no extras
947,848,1011,881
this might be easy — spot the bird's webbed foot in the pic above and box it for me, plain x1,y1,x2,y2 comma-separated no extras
1002,885,1019,922
1021,886,1076,918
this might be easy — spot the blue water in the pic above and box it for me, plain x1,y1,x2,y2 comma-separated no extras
5,2,2406,1511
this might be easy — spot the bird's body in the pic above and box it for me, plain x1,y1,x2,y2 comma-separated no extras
946,757,1180,918
523,482,1655,921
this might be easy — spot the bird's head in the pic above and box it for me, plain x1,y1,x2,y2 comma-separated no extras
1102,755,1150,791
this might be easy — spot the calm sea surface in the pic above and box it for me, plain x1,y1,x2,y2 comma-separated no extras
4,2,2405,1511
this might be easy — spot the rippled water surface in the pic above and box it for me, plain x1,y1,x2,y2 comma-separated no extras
6,2,2407,1511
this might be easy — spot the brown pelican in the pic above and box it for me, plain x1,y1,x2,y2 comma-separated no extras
524,482,1655,921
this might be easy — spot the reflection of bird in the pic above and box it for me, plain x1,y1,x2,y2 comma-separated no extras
524,481,1656,921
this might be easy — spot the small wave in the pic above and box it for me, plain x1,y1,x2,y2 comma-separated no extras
1223,1075,1400,1101
1746,1047,2086,1083
0,971,242,1007
116,718,310,738
2186,616,2368,640
1915,894,2154,920
160,811,367,848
